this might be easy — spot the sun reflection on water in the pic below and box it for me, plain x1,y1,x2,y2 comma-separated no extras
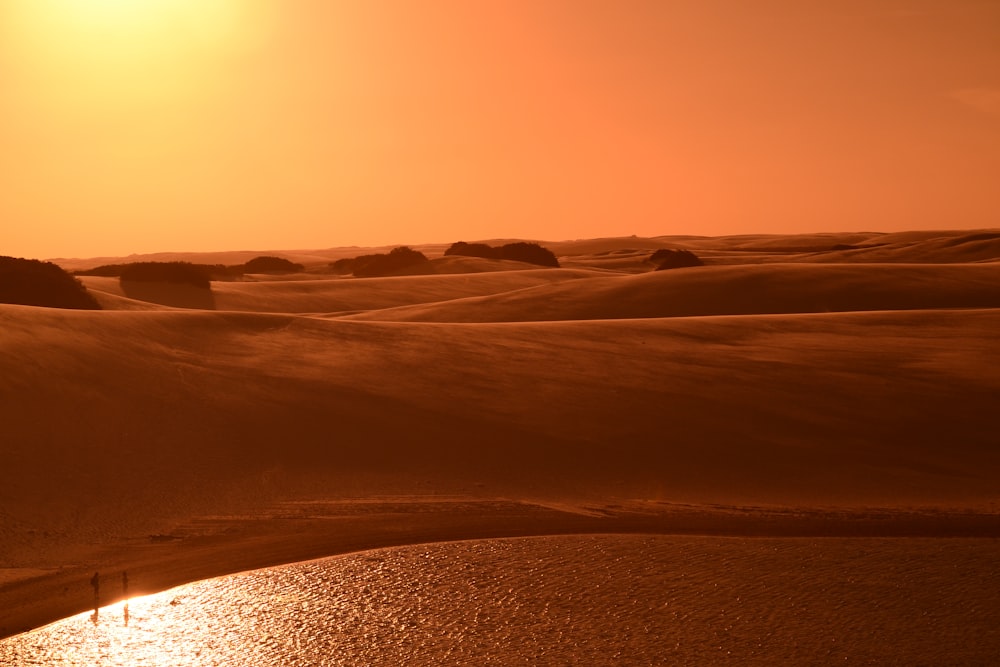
2,536,1000,666
51,592,183,667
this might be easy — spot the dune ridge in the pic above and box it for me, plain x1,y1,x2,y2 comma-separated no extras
345,262,1000,322
3,231,1000,641
81,267,601,313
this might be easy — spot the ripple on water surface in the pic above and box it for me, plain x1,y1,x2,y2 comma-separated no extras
2,535,1000,665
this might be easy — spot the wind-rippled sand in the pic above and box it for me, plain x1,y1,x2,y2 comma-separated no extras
4,534,999,666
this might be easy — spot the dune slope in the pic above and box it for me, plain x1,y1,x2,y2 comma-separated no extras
345,262,1000,322
3,303,999,560
81,268,599,314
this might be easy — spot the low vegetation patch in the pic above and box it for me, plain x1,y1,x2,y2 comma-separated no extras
650,249,703,270
77,262,241,281
444,241,560,267
77,254,306,283
240,256,304,273
330,246,430,277
0,256,101,309
329,257,356,274
119,262,213,289
443,242,497,259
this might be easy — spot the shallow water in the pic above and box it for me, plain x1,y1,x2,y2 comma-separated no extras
3,535,999,665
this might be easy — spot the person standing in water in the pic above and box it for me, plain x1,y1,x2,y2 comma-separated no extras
122,571,130,626
90,572,99,607
90,571,100,624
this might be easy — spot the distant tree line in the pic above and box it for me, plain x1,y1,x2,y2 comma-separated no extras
74,255,307,288
0,256,101,309
118,262,215,289
330,246,430,277
444,241,560,267
241,256,304,273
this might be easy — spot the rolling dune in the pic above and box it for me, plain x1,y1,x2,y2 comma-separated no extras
642,229,1000,265
4,233,1000,640
346,262,1000,322
3,303,998,542
81,267,600,314
803,231,1000,264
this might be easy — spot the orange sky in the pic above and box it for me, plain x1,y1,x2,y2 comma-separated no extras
2,0,998,259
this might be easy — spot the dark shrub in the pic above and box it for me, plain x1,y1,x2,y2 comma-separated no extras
444,242,500,259
353,246,430,277
445,241,559,267
329,257,356,274
74,263,130,277
242,255,304,273
0,256,101,309
498,242,560,267
346,253,382,276
651,249,703,270
79,262,240,281
119,262,212,289
209,264,244,280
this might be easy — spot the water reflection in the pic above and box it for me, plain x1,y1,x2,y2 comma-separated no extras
2,536,999,666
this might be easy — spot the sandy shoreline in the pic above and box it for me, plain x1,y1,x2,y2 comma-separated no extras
3,496,999,641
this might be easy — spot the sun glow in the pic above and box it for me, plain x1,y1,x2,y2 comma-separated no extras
3,0,268,75
2,0,273,113
44,0,184,28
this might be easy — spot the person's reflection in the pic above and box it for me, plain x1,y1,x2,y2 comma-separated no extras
123,571,130,627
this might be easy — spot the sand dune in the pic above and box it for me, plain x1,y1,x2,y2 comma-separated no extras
2,303,998,541
802,231,1000,264
428,255,573,274
662,231,882,253
81,268,600,314
544,237,675,256
4,231,1000,640
346,262,1000,322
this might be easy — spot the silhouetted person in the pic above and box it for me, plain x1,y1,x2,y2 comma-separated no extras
90,571,100,624
122,570,130,626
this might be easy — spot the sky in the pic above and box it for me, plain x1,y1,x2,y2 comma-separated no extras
1,0,998,259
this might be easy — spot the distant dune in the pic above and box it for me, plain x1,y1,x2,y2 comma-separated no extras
345,263,1000,322
81,268,598,314
656,229,1000,265
804,231,1000,264
4,229,999,639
